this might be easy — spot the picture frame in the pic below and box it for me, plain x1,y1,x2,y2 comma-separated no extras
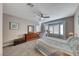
9,22,19,30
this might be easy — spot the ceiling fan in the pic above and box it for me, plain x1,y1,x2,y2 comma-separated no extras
27,3,50,21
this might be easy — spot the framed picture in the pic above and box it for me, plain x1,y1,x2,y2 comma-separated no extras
9,22,19,30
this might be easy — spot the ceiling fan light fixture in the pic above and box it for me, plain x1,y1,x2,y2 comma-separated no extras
41,17,44,20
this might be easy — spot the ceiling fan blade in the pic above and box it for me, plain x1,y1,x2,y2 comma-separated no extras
40,13,50,18
43,16,50,18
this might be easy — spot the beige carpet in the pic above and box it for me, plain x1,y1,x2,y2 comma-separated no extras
3,40,43,56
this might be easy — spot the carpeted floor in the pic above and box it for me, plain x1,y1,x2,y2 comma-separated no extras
3,40,43,56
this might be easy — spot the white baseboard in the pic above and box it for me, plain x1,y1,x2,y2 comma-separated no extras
3,41,14,47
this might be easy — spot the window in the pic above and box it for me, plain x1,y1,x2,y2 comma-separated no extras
54,24,59,35
60,24,64,35
47,23,64,39
49,26,53,33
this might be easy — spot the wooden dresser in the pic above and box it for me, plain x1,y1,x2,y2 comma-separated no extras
25,32,40,41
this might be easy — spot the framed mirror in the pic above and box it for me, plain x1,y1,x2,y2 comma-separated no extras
27,25,34,33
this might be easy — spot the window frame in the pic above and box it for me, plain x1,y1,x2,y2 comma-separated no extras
48,22,64,39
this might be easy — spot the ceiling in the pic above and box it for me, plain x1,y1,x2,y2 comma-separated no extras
3,3,79,23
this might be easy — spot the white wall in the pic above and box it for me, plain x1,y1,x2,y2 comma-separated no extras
3,14,36,43
74,6,79,37
0,3,3,56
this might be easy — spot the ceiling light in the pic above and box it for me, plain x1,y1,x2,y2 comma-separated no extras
41,18,44,20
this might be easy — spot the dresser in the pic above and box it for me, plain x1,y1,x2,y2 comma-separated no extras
25,32,40,41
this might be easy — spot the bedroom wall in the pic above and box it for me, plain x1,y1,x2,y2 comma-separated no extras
74,6,79,37
65,16,74,38
0,3,3,55
3,14,37,43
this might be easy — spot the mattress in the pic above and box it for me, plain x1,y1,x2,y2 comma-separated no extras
36,37,74,56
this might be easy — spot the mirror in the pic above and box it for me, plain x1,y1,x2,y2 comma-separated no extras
27,25,34,33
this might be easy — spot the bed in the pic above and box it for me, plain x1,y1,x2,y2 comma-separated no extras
36,37,79,56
